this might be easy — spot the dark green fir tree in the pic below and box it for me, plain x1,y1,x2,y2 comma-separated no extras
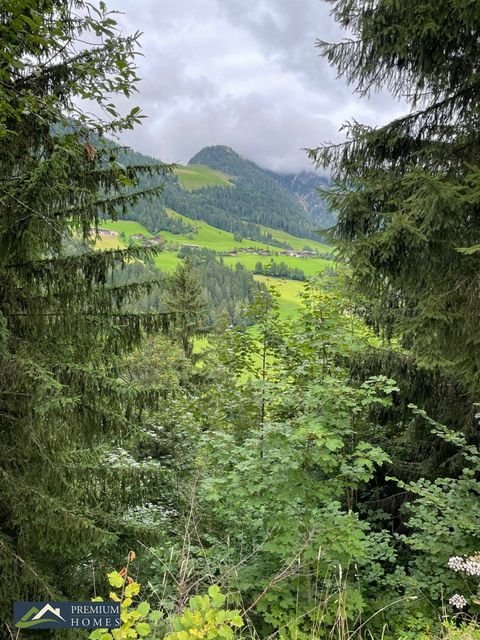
163,257,206,358
0,0,173,631
309,0,480,394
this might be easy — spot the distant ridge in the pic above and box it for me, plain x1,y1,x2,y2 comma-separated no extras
187,145,331,239
118,143,334,243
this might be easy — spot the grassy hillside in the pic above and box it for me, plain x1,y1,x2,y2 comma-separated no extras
93,234,127,250
174,164,233,190
161,209,282,251
94,217,334,313
97,218,333,275
119,144,331,244
153,252,181,272
160,211,332,256
186,146,317,239
100,220,152,237
254,276,306,316
259,225,330,253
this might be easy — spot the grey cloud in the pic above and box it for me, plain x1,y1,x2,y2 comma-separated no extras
217,1,343,85
121,91,338,173
110,0,405,173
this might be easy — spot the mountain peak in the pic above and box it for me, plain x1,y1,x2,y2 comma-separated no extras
188,145,240,166
185,144,333,230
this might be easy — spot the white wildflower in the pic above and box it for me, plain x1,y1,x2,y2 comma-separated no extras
448,556,466,572
449,593,467,610
464,555,480,576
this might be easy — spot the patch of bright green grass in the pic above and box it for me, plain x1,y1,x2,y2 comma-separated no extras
160,209,276,251
92,234,127,250
223,253,333,277
175,164,233,190
259,224,331,253
254,275,306,317
93,218,334,311
99,220,152,237
153,252,181,272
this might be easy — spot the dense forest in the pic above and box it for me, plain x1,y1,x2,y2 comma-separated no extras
109,250,264,329
2,1,480,640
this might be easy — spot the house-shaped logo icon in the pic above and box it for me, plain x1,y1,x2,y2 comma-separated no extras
32,604,65,622
15,603,65,628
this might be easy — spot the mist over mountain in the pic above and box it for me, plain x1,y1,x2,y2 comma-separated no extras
266,170,335,231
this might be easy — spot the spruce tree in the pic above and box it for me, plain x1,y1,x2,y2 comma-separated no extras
309,1,480,392
0,0,172,630
163,257,205,358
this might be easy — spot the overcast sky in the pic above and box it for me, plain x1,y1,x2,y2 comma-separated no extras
110,0,404,173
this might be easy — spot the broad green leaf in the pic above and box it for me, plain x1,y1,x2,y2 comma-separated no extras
107,571,124,588
135,622,151,637
137,601,150,616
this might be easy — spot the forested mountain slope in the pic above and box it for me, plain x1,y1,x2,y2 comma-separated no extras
117,144,332,244
267,169,335,230
187,145,324,238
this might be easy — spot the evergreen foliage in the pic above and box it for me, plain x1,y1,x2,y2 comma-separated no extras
163,258,206,357
192,252,265,328
187,146,323,240
108,250,264,329
0,0,173,628
6,2,480,639
254,260,306,281
309,0,480,393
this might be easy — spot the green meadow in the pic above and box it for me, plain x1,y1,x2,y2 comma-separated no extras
93,216,334,314
258,225,331,253
159,209,273,251
174,164,233,190
223,253,333,277
254,276,306,316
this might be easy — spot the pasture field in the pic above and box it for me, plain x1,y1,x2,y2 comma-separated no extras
259,225,331,253
223,253,333,277
93,217,335,316
153,252,181,272
92,234,127,250
98,220,152,237
254,276,306,317
97,213,334,259
160,209,272,251
174,164,233,190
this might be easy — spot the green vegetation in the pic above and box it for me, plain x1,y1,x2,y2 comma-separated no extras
254,260,306,281
160,209,271,251
93,216,333,316
0,0,172,627
100,219,153,237
154,251,181,272
309,0,480,391
185,145,320,239
253,276,305,316
118,143,331,245
5,1,480,640
223,253,332,276
259,224,331,252
174,164,233,190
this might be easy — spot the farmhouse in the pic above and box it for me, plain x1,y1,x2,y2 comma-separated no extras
97,228,119,237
